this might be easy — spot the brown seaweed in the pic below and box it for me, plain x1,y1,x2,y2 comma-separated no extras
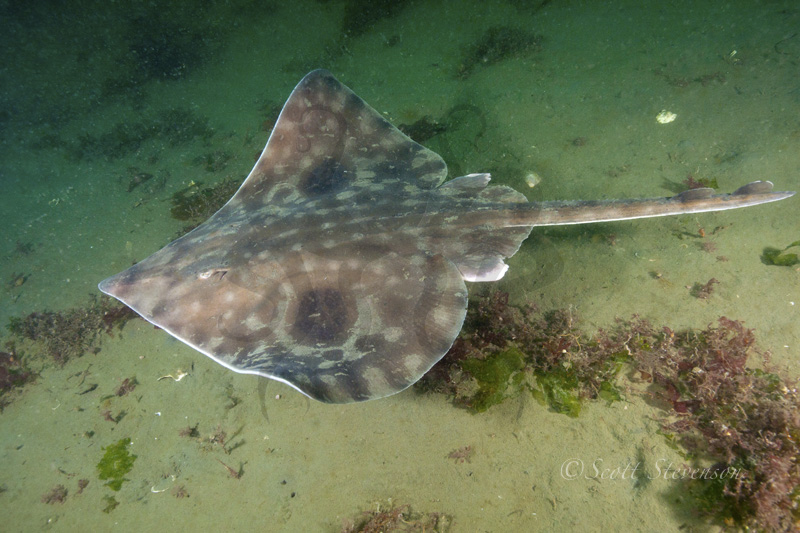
420,291,800,530
170,177,240,229
457,27,542,79
342,502,451,533
0,348,34,407
7,295,135,366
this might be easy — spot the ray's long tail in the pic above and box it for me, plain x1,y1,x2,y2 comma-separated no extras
507,181,795,227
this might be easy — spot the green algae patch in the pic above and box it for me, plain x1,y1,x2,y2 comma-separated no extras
97,438,137,491
461,347,527,412
532,371,582,418
762,240,800,266
102,495,120,514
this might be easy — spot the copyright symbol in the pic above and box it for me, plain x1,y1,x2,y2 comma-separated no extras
561,458,583,480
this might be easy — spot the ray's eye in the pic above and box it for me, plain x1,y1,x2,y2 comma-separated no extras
198,268,228,280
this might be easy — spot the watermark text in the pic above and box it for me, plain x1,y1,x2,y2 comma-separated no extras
560,458,740,482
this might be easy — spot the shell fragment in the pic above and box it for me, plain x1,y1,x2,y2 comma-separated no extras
656,110,677,124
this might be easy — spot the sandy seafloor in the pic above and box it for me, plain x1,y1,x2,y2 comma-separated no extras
1,1,798,531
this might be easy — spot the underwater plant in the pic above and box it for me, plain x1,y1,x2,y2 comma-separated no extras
421,291,800,530
114,377,138,397
102,495,119,514
0,349,34,403
127,17,208,81
456,26,542,79
97,438,137,492
418,291,626,415
170,177,240,232
762,240,800,266
40,484,67,504
340,0,411,38
621,318,800,531
73,108,213,161
7,295,135,366
398,116,447,143
342,502,451,533
690,277,719,299
447,445,473,464
195,149,233,172
684,174,719,190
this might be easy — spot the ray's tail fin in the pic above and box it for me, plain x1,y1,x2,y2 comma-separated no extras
508,181,795,227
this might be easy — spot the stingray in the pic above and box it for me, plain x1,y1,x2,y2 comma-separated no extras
98,69,794,404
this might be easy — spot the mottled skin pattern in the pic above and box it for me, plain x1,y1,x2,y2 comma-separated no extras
99,70,794,404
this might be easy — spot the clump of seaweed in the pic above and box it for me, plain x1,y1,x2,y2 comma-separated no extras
179,423,200,438
128,17,208,81
102,409,126,424
40,484,67,504
73,108,213,161
102,495,119,513
458,346,529,413
340,0,411,38
97,438,137,492
683,173,719,190
7,295,135,366
418,291,625,415
342,502,451,533
115,377,138,397
13,240,37,256
699,240,717,253
615,317,800,531
762,240,800,267
457,26,542,79
0,346,35,410
97,7,215,104
0,349,34,401
447,445,473,464
216,458,243,480
170,177,240,232
398,116,447,143
205,424,244,455
424,291,800,530
690,278,719,299
194,150,232,172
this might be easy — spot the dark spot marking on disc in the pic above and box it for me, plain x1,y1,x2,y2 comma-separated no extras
322,349,344,361
354,334,386,355
292,288,352,346
317,71,339,92
344,91,365,112
371,160,404,181
300,157,349,196
270,186,293,205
